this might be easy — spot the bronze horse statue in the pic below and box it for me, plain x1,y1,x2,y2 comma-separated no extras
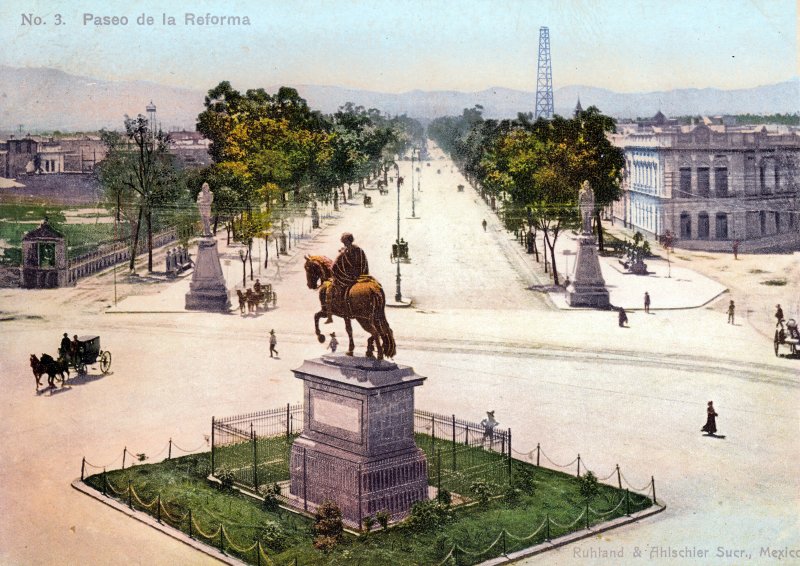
304,255,396,359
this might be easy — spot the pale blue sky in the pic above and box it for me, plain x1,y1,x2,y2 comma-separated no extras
2,0,798,93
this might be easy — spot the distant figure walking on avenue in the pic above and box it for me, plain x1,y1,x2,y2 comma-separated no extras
644,292,651,313
481,410,499,449
482,219,487,232
732,240,740,260
727,300,735,324
618,307,628,327
269,329,278,358
775,304,785,329
328,332,339,353
701,401,719,435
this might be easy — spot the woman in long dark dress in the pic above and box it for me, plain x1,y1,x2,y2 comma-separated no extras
701,401,718,435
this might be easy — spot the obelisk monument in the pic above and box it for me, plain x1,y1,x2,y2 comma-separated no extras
567,181,609,308
185,183,231,311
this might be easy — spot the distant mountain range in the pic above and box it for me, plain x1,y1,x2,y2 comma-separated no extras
1,65,797,132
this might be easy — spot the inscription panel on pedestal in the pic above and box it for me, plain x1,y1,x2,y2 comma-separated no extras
309,388,363,445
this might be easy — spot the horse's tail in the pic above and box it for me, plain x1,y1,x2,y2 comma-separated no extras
375,286,396,359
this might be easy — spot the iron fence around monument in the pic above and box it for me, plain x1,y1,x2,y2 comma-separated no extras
211,405,512,501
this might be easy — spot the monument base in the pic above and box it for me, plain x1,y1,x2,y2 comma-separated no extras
288,355,428,527
567,234,610,308
185,237,231,312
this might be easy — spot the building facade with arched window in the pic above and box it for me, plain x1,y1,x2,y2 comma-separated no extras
612,120,800,252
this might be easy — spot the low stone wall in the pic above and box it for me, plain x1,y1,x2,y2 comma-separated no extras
0,266,21,288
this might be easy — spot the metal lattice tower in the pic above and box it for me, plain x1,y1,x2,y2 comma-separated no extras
534,27,554,120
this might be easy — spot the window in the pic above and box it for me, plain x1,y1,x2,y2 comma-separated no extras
776,212,781,234
698,212,710,239
697,168,710,197
760,164,769,194
680,212,692,239
715,213,728,239
714,168,728,197
760,211,766,235
679,168,692,197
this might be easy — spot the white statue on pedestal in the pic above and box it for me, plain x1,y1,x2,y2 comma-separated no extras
197,182,213,237
578,180,594,235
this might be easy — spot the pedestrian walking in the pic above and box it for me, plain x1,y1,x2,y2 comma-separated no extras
727,300,735,324
775,304,785,329
700,401,719,435
328,332,339,353
480,410,499,449
618,307,628,327
732,240,739,260
482,219,487,232
644,292,651,313
269,329,278,358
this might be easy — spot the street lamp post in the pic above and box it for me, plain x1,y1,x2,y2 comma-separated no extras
411,148,417,218
394,162,403,302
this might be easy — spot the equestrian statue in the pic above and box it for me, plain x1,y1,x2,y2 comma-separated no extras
304,233,396,359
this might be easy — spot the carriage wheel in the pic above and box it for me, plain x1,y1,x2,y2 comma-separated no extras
100,351,112,374
774,333,780,357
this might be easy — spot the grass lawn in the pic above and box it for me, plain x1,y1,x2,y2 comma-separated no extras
85,438,654,565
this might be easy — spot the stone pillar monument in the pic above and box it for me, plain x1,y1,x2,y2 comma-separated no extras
185,183,231,312
567,181,609,308
289,355,428,527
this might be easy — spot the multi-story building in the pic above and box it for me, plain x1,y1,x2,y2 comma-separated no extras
611,117,800,251
2,135,106,178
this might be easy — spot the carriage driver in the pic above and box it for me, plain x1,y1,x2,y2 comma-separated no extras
59,333,71,360
325,232,369,323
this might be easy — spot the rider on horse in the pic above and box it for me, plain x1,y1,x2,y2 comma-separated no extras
325,232,369,324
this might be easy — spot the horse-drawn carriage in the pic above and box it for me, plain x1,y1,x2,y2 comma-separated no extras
774,319,799,357
69,335,112,375
457,184,465,192
237,282,277,314
363,194,373,207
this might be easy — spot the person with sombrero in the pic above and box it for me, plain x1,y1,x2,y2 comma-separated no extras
269,329,278,358
327,332,339,353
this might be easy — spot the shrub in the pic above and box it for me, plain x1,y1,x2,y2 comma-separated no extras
579,471,600,501
362,515,375,533
259,482,281,512
375,510,390,530
313,500,343,551
257,520,287,551
216,467,235,492
469,479,496,506
511,466,536,494
405,500,452,532
434,533,454,557
504,485,523,505
436,489,452,507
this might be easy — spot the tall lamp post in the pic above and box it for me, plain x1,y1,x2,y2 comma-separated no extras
393,161,403,302
410,148,417,218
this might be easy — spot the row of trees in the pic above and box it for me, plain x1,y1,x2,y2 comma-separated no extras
428,105,624,285
97,83,422,276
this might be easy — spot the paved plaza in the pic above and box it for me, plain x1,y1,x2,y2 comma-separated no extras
1,147,798,565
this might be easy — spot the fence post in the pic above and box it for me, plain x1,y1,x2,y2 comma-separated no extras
219,524,225,554
168,438,172,460
286,403,290,439
211,417,216,472
502,530,507,554
122,447,126,470
188,509,193,538
102,468,107,496
577,454,581,477
256,541,262,566
585,502,590,529
80,457,86,481
431,415,435,454
616,464,622,489
545,513,550,541
128,481,132,509
303,447,308,512
507,428,512,481
156,494,162,523
536,443,540,467
465,426,469,446
625,489,631,516
651,476,657,505
451,415,456,472
252,426,259,492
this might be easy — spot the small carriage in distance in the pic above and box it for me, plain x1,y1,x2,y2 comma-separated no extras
774,319,799,357
70,335,112,375
363,194,373,207
391,239,409,262
457,184,465,192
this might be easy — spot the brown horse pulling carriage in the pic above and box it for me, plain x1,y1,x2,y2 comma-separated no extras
236,282,277,314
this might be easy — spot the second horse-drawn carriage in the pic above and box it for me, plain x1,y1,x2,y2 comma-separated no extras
774,319,799,357
237,282,277,314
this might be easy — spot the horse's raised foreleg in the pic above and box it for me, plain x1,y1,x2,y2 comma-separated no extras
313,310,326,343
344,318,355,356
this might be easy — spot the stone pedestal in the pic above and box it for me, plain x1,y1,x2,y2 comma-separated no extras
289,355,428,527
185,237,230,312
567,234,610,308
